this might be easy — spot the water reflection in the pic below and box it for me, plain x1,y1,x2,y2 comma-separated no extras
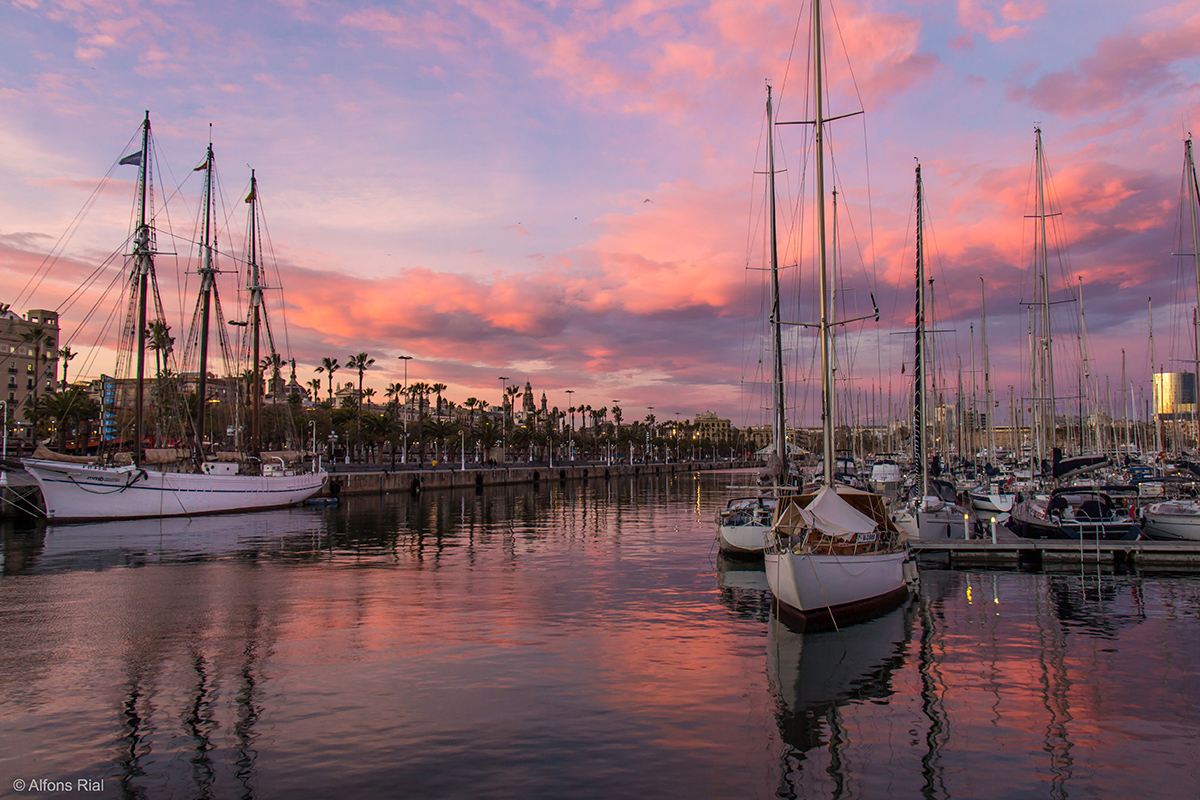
768,601,914,796
714,553,771,623
2,474,1198,799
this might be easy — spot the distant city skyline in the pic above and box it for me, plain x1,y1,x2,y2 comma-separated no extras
2,1,1199,429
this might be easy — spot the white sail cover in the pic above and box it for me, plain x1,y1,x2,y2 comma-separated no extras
798,486,880,539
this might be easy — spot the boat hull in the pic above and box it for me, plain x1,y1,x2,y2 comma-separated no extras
764,548,912,631
1007,497,1141,541
715,496,775,556
1142,501,1200,541
716,520,769,555
22,459,327,521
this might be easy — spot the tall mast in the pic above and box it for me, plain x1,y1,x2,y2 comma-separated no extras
247,170,263,456
196,141,216,461
813,0,835,486
1077,276,1091,453
1035,127,1056,468
1149,297,1162,455
132,111,152,467
766,85,787,471
1187,138,1200,451
914,163,927,501
981,277,994,463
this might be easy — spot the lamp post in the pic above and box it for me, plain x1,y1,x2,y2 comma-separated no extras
309,419,318,470
0,400,7,458
565,389,574,461
647,406,654,463
398,355,412,464
498,376,510,459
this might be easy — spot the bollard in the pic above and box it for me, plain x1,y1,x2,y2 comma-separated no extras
964,512,971,540
990,516,997,543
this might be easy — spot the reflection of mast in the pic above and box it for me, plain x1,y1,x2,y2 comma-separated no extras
185,650,216,795
117,670,149,795
917,590,948,797
1035,577,1075,797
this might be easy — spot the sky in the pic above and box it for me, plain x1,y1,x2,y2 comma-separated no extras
2,0,1200,431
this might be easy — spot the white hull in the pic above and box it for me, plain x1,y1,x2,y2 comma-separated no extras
716,496,775,555
717,520,769,555
891,504,972,541
970,492,1014,514
1142,501,1200,541
764,548,910,620
23,458,327,521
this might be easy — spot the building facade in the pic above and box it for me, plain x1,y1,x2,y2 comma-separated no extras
0,307,60,446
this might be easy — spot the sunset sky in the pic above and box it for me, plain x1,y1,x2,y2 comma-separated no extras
3,0,1200,429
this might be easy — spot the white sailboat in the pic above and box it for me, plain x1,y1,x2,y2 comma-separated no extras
23,112,326,521
717,85,789,556
763,0,916,629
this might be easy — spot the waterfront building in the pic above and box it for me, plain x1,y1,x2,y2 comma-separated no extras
0,306,60,447
693,411,732,442
1154,371,1196,421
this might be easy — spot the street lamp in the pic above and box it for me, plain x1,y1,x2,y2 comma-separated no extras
398,355,412,463
565,389,574,461
647,406,654,463
498,376,510,459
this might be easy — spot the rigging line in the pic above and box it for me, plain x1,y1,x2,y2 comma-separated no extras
55,239,131,319
152,144,189,342
775,1,809,121
16,127,142,312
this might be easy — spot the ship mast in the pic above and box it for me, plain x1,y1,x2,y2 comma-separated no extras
813,0,835,487
195,141,216,463
766,86,788,473
914,164,927,502
247,170,264,456
132,111,152,467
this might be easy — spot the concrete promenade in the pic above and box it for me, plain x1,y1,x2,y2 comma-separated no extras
322,460,729,497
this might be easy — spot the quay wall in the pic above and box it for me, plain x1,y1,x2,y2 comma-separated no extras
324,461,720,497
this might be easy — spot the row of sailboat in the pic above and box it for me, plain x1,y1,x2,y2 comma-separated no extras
718,0,1200,631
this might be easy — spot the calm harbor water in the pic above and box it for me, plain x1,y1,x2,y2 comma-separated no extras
2,471,1198,799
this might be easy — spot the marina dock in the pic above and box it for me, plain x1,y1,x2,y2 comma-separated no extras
913,537,1200,570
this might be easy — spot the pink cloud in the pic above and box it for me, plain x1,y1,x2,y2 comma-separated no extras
957,0,1044,42
338,7,468,53
1008,11,1200,115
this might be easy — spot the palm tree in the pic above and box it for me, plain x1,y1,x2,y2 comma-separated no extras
347,352,374,407
362,386,376,408
315,357,340,403
385,382,404,408
35,387,99,453
405,381,430,463
145,319,173,377
307,377,323,404
57,346,76,385
464,397,479,434
429,382,447,419
261,352,284,400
